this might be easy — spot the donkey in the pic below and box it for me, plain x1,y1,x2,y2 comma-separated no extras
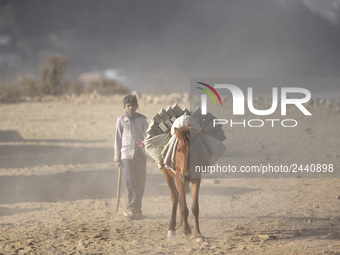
161,125,205,243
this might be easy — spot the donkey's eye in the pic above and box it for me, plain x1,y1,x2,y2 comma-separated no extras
177,148,181,153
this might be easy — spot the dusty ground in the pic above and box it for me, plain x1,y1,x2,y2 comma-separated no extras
0,93,339,254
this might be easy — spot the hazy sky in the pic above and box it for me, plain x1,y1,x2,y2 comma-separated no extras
3,0,340,93
88,0,340,93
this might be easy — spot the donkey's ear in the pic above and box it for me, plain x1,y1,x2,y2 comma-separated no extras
174,127,181,138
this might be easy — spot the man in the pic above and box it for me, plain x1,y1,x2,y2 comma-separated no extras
114,95,148,218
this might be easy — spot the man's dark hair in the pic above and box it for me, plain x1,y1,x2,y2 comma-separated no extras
123,95,138,107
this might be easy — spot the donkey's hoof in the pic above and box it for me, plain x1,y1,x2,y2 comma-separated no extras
196,237,205,243
167,230,176,238
184,229,192,237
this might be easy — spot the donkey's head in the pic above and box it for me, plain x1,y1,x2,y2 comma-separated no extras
174,125,201,183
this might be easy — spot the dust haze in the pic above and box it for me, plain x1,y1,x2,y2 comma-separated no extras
0,1,340,254
1,0,340,92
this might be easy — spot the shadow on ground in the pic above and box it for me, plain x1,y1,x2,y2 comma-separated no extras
0,170,257,205
0,130,111,168
0,144,113,168
0,206,41,217
0,130,257,211
0,170,116,204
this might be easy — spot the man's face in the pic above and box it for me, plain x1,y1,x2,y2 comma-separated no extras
124,103,138,115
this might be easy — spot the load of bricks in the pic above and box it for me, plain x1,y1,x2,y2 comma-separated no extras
146,104,226,141
144,104,227,169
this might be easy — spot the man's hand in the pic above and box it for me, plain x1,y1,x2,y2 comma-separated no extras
138,139,145,147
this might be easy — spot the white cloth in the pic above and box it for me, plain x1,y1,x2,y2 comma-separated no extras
171,114,200,135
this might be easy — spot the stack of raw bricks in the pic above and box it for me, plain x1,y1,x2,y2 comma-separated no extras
146,104,226,141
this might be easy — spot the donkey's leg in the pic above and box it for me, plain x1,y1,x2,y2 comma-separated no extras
162,168,178,237
178,204,183,227
176,177,191,236
192,179,204,242
178,182,190,226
